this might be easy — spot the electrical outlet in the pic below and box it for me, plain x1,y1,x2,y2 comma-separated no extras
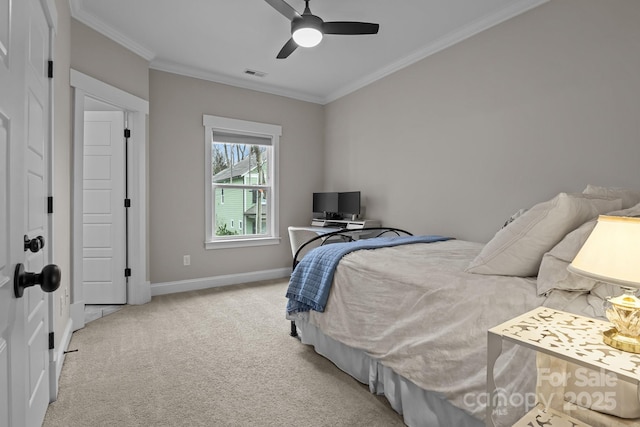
183,255,191,266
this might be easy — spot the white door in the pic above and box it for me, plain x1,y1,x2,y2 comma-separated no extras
82,111,127,304
0,0,17,418
1,0,54,426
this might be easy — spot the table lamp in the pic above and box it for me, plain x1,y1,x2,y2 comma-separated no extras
568,215,640,353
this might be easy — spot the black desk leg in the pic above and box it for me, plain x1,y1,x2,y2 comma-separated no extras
290,320,298,337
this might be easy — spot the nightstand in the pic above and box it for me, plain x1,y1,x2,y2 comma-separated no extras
486,307,640,427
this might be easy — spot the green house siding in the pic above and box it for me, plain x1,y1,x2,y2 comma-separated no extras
214,178,244,235
213,170,266,236
212,147,269,237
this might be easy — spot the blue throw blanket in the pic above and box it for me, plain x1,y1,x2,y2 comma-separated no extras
285,235,452,314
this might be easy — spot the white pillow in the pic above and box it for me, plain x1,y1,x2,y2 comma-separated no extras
583,184,640,209
536,220,597,295
537,202,640,295
501,208,527,229
466,193,622,277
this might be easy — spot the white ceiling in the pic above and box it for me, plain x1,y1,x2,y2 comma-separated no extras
70,0,547,104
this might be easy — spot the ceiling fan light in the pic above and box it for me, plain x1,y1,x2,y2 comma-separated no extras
292,27,323,47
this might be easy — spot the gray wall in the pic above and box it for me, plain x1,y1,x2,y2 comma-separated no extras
70,20,150,101
149,70,324,283
324,0,640,243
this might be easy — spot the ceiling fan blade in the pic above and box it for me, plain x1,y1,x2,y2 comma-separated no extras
277,38,298,59
264,0,300,21
323,21,379,35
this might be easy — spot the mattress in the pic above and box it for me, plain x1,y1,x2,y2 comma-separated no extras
290,239,547,425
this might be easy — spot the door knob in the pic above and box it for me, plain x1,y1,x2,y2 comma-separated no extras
24,235,45,253
14,263,61,298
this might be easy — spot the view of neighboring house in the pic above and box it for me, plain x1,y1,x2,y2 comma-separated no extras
211,144,269,236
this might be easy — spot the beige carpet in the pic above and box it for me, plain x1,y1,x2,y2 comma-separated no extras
44,279,404,426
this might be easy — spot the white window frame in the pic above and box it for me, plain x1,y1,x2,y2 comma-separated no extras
203,115,281,249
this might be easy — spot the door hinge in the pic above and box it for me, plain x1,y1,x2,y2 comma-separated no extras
124,128,131,138
124,268,131,277
47,196,54,214
124,198,131,208
47,60,53,78
48,332,54,350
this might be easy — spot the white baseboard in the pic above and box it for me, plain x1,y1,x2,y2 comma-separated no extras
56,318,74,380
150,267,291,296
128,279,151,305
70,301,85,331
50,317,73,402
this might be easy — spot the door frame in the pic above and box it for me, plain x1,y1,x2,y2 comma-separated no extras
70,70,149,330
41,0,59,408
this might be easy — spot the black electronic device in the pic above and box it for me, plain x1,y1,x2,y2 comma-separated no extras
312,191,361,220
313,192,339,220
338,191,361,218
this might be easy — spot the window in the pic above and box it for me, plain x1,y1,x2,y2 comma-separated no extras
203,115,281,249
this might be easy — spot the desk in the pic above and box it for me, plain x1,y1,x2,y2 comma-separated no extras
287,226,341,259
288,222,383,259
310,218,380,229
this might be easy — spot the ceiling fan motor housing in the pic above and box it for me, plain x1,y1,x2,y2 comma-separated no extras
292,14,324,47
292,14,323,33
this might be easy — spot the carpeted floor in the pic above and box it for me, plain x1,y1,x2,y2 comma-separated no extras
43,279,405,426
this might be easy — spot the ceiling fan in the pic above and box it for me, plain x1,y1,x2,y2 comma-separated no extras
264,0,380,59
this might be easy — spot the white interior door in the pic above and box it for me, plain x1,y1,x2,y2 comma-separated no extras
0,0,17,418
1,0,54,425
23,0,53,424
82,111,127,304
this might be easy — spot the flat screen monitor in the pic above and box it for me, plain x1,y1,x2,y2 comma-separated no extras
338,191,361,216
313,192,339,217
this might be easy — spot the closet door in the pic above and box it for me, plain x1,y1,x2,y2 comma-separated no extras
82,111,127,304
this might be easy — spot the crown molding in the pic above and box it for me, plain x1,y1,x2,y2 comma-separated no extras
69,0,156,61
150,58,325,105
324,0,549,104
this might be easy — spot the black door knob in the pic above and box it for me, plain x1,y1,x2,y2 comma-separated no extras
14,263,61,298
24,235,45,253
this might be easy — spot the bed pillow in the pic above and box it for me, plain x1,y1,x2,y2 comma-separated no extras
535,220,597,295
583,184,640,209
466,193,622,277
536,202,640,296
501,208,527,229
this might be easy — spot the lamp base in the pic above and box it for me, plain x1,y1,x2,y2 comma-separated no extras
602,327,640,353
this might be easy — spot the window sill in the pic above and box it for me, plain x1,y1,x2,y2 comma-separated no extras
205,236,281,250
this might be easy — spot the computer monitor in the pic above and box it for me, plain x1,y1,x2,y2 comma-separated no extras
338,191,361,217
313,192,339,219
312,191,362,220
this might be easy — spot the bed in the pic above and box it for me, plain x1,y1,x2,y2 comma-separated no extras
286,186,640,427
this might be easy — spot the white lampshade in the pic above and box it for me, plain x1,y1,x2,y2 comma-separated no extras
292,27,323,47
568,215,640,289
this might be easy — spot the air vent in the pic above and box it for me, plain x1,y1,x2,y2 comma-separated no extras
244,69,267,78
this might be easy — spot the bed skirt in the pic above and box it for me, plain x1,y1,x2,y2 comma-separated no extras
296,318,482,427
